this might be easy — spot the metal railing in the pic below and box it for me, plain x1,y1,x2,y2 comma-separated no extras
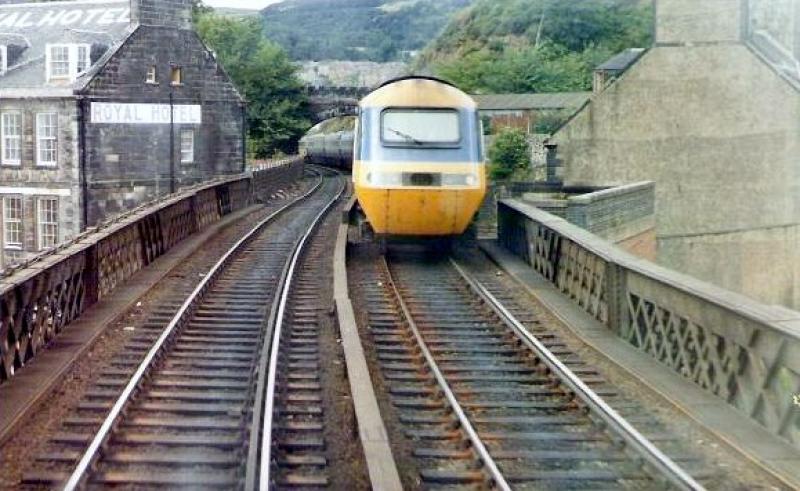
0,159,304,385
498,198,800,449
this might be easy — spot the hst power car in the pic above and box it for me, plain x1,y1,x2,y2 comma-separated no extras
304,76,487,236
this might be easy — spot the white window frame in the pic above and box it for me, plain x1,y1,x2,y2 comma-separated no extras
0,45,7,75
146,65,157,84
180,129,194,163
46,43,91,81
3,195,23,250
1,111,21,166
36,113,58,167
171,66,183,86
37,197,58,250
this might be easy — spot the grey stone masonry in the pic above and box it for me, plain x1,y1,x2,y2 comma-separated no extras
80,24,245,226
131,0,192,30
0,0,245,269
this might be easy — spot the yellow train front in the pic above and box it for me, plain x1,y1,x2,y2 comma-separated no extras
353,76,486,237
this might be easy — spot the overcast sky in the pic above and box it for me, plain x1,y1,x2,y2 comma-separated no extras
204,0,283,9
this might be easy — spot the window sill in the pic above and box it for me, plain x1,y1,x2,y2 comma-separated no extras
170,82,184,87
35,164,58,169
3,246,22,251
145,81,159,85
0,162,21,167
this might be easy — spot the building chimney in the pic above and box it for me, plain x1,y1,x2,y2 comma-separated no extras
656,0,743,45
130,0,192,30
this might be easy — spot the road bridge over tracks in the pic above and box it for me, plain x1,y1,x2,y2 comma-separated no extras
0,159,797,489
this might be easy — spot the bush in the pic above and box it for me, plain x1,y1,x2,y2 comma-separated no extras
488,128,530,180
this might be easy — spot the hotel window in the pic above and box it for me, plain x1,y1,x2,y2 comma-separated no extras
3,196,22,250
171,66,183,85
76,45,90,74
0,45,7,75
37,197,58,250
180,129,194,163
146,65,157,84
36,113,58,166
46,44,91,81
1,112,21,165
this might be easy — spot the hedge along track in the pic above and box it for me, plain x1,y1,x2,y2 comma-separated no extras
56,167,344,490
357,249,711,490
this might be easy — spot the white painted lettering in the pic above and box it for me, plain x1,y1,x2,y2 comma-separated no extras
15,12,33,28
59,10,83,26
38,10,65,27
82,9,104,25
91,103,202,125
97,8,117,25
117,8,130,23
0,13,19,28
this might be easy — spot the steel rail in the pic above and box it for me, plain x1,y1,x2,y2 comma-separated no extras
62,170,326,491
257,170,346,490
380,257,513,491
449,258,706,491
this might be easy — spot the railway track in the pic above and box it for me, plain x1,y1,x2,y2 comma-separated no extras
351,248,723,490
21,168,345,489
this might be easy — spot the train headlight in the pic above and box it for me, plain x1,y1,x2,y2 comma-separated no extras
465,175,477,186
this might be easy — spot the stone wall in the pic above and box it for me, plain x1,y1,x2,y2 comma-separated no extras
553,0,800,308
81,25,244,226
521,182,657,259
0,99,81,266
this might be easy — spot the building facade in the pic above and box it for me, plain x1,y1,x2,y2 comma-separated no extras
0,0,245,268
551,0,800,309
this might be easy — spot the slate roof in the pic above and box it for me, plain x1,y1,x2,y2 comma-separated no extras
472,92,591,111
0,0,132,94
596,48,646,72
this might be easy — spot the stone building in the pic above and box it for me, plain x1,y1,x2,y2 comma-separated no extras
472,92,590,134
0,0,245,268
551,0,800,309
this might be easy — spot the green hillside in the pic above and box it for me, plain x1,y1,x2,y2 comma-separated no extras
421,0,653,93
261,0,473,62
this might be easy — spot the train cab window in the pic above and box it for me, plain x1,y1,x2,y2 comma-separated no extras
381,109,460,146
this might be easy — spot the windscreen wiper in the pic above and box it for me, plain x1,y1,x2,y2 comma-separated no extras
386,127,423,145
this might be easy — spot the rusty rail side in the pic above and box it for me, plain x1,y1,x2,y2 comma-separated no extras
0,159,304,384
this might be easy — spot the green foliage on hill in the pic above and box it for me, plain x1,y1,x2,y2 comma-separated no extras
422,0,653,93
195,12,311,157
488,128,530,180
261,0,473,62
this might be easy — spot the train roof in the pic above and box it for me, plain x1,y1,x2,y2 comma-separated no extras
361,76,476,110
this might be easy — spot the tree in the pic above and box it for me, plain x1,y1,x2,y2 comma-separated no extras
195,12,311,157
422,0,653,95
488,128,530,180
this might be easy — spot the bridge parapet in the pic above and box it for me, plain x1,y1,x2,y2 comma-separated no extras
0,159,304,384
498,199,800,448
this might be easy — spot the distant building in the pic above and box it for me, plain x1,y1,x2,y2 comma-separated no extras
472,92,590,134
0,0,245,268
593,48,646,93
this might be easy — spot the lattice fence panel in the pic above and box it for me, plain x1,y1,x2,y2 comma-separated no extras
0,254,87,382
528,222,560,282
97,225,144,299
195,188,221,229
555,239,607,322
626,293,800,445
159,199,197,251
228,179,251,213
